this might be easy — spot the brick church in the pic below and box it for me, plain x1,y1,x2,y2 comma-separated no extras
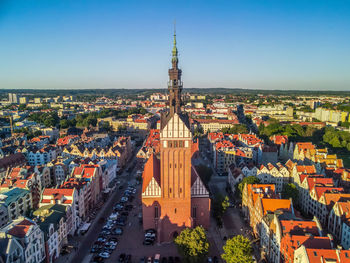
141,30,211,243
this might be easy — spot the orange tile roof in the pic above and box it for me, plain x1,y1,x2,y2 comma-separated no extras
142,154,160,193
314,187,344,200
280,220,320,235
307,177,334,190
296,165,316,174
261,198,291,215
305,248,350,263
42,188,74,197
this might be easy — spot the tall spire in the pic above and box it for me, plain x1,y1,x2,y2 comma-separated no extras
172,20,178,63
168,21,182,116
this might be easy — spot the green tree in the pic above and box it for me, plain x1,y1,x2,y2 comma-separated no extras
193,126,204,138
237,176,260,198
59,119,70,129
212,194,230,226
174,226,209,263
281,183,299,204
221,124,248,134
222,235,253,263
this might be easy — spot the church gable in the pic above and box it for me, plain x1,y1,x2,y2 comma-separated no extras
191,166,209,197
142,177,161,197
142,154,160,193
161,113,191,139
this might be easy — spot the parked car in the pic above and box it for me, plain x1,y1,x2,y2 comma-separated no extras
109,237,118,242
145,232,156,239
154,254,160,263
139,257,146,263
114,227,123,235
99,252,110,259
115,203,124,211
120,197,128,203
147,257,153,263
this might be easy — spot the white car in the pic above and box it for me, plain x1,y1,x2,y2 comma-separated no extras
99,252,110,258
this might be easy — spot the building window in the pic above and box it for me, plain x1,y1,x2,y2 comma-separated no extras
174,208,177,214
175,163,177,168
154,206,159,219
169,188,172,194
170,164,172,168
192,207,197,219
180,188,182,193
179,141,183,147
180,163,182,168
169,141,173,148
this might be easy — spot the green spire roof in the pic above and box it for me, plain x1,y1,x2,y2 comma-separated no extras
172,21,178,62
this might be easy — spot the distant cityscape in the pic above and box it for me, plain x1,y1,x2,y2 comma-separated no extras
0,46,350,263
0,2,350,262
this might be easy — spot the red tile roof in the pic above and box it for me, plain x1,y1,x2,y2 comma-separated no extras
142,154,160,193
296,165,316,174
7,219,35,238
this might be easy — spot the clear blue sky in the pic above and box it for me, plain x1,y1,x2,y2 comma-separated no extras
0,0,349,90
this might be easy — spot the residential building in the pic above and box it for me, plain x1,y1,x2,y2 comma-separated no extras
0,188,32,223
33,204,70,263
0,217,46,263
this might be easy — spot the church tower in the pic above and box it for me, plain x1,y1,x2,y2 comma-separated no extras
157,27,193,240
168,29,182,115
141,28,210,243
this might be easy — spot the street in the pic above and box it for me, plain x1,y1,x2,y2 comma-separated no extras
54,151,140,263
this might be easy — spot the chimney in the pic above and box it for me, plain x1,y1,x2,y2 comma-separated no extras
265,187,269,194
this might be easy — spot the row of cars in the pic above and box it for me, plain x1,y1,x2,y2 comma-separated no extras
91,184,137,262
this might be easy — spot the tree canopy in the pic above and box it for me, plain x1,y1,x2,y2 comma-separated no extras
174,226,209,263
221,124,249,134
281,183,299,204
212,194,230,227
222,235,253,263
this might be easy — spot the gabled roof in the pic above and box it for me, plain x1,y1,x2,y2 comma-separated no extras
7,219,35,238
280,220,320,236
307,177,334,190
314,187,344,200
296,165,316,174
142,154,160,193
